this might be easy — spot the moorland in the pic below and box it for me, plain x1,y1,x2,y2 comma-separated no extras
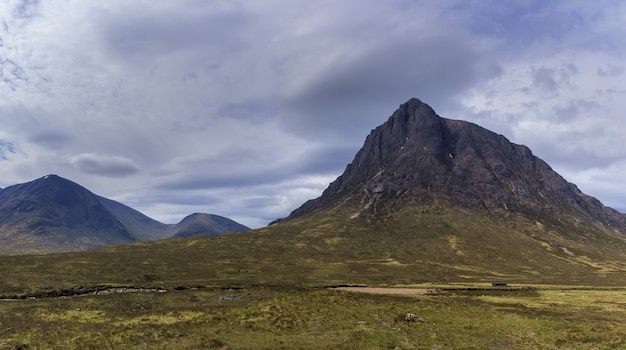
2,206,626,349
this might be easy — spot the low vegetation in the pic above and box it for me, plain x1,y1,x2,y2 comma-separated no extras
2,286,626,349
2,204,626,348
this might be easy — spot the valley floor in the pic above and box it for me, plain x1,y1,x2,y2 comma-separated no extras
1,284,626,349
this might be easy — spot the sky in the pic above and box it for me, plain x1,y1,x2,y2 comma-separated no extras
0,0,625,228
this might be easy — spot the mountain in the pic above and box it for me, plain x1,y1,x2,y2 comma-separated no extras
0,175,250,255
170,213,250,238
277,98,626,230
96,195,171,241
0,175,135,254
268,98,626,283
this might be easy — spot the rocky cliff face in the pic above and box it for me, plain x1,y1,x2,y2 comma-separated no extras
277,98,626,232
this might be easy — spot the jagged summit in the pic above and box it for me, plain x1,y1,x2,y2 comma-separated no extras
276,98,625,232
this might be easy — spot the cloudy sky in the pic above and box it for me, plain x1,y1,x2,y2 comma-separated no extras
0,0,625,227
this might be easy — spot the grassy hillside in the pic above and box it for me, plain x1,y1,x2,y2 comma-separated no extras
2,202,626,348
2,202,626,297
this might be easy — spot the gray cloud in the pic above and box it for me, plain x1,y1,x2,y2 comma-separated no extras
455,0,613,53
70,153,140,177
217,100,278,123
0,140,16,160
529,65,577,95
531,67,559,93
281,31,502,141
597,65,624,77
552,99,599,122
99,6,254,62
12,0,40,19
154,143,357,192
28,130,72,150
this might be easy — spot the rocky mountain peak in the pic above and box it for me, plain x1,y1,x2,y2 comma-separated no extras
276,98,626,232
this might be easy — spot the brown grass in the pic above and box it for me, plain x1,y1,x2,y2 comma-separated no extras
331,287,430,295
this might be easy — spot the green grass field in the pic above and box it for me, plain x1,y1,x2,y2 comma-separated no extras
2,285,626,349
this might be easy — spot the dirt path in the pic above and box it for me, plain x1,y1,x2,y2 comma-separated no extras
331,287,431,295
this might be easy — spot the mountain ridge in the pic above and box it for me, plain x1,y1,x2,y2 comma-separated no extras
0,174,250,254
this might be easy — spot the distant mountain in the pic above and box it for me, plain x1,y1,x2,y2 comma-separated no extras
170,213,250,239
96,195,171,242
0,175,135,254
0,175,249,255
